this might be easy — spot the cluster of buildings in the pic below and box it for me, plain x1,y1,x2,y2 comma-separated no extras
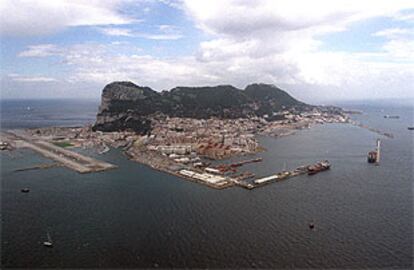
2,106,351,189
21,107,348,168
178,169,231,188
147,117,261,160
261,108,349,136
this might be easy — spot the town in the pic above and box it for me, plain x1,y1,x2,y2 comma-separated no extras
1,107,349,189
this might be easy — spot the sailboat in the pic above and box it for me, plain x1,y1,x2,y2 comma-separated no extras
43,232,53,247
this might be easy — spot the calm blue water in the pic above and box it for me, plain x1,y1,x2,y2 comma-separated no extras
1,100,413,268
0,99,99,129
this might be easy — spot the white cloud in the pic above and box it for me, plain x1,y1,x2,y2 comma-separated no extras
7,0,414,101
373,27,414,38
16,41,411,101
97,24,183,40
179,0,414,100
8,73,58,82
0,0,134,36
98,27,135,37
136,33,183,40
18,44,63,57
395,11,414,23
183,0,414,37
382,39,414,60
372,27,414,61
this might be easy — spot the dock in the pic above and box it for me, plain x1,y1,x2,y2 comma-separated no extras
237,162,329,190
177,169,235,189
4,131,116,174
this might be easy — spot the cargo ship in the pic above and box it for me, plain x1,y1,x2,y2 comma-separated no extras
307,160,330,175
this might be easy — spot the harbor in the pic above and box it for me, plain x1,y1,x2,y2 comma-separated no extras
171,160,331,190
0,107,395,190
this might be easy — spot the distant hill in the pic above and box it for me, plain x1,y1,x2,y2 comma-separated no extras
93,81,310,133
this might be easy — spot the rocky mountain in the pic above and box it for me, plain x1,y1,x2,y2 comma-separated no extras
93,81,310,133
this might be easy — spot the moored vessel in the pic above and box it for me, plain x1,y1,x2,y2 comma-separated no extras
307,160,330,175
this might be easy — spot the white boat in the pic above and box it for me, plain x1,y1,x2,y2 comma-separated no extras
43,232,53,247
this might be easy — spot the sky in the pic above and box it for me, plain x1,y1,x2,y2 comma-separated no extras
1,0,414,102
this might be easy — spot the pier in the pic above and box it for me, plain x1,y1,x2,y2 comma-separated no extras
236,161,330,190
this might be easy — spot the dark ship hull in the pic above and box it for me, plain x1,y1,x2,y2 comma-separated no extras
307,160,331,175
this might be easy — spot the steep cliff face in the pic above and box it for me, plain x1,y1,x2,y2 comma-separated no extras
93,81,308,133
92,82,161,134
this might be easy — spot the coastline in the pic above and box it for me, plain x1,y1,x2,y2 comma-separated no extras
0,109,395,190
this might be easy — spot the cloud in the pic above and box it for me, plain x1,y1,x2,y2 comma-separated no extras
0,0,134,36
178,0,414,100
372,27,414,61
183,0,414,38
98,27,135,37
97,24,183,40
18,44,63,57
382,39,414,60
373,27,414,38
395,11,414,22
16,41,412,101
136,33,183,40
8,0,414,101
8,73,58,82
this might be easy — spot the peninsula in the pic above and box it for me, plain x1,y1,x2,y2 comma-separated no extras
1,82,350,189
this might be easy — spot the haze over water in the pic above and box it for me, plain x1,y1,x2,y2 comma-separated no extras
1,100,413,268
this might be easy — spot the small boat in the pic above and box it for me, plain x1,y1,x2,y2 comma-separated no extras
309,222,315,229
43,241,53,247
21,188,30,193
384,115,399,119
408,127,414,130
43,232,53,247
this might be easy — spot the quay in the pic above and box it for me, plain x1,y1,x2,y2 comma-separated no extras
237,161,330,190
177,169,235,189
3,131,116,174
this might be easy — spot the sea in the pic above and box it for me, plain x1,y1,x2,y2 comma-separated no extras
1,99,413,268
